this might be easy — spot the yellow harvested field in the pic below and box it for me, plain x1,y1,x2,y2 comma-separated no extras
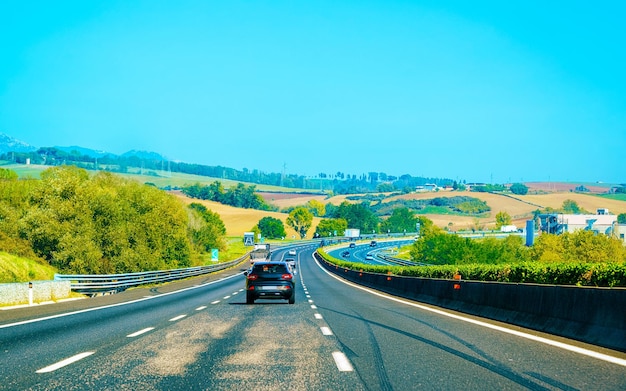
174,189,626,235
515,193,626,214
173,193,322,238
259,192,329,209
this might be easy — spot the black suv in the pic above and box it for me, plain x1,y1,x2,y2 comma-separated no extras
244,261,295,304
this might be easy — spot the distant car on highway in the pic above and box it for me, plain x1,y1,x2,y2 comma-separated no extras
284,257,296,270
244,261,295,304
341,250,350,258
370,240,377,247
349,242,356,248
288,249,296,256
365,254,374,260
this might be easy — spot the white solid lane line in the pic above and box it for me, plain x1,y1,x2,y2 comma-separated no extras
1,273,244,330
315,257,626,368
332,352,354,372
127,327,155,338
36,352,95,373
169,315,187,322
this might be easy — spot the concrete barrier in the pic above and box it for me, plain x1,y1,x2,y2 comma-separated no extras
0,280,71,307
317,255,626,353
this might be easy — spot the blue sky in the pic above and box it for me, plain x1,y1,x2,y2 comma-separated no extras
1,1,624,184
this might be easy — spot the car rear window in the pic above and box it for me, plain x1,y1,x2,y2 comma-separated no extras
253,264,288,274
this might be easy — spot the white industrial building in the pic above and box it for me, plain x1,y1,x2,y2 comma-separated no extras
538,209,618,236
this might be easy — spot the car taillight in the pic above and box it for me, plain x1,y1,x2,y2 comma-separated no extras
282,273,293,280
247,274,258,281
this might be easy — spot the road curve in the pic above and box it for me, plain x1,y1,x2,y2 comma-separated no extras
1,244,625,390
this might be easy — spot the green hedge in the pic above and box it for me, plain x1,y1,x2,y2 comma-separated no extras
317,250,626,287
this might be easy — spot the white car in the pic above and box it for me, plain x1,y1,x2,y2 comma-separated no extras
288,249,296,256
285,258,296,270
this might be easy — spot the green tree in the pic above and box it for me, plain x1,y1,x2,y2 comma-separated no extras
333,201,380,233
19,167,196,274
495,211,512,229
188,203,227,251
306,199,326,217
411,230,475,265
452,181,466,191
380,207,419,234
257,216,287,239
315,218,348,237
530,233,566,263
509,183,528,195
0,168,18,180
286,207,313,239
561,199,586,214
376,183,395,192
618,213,626,224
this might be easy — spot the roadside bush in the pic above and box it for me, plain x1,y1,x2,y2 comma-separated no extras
318,249,626,287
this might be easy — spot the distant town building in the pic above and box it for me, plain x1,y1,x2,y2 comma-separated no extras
617,224,626,244
464,183,487,192
538,209,617,236
415,183,438,192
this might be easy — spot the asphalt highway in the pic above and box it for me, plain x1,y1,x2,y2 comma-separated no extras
1,244,625,390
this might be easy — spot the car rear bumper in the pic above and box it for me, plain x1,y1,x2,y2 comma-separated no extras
248,284,294,299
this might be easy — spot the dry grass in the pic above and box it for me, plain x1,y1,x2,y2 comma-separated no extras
236,190,626,232
172,192,323,238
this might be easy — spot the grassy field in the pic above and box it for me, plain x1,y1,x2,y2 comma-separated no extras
0,252,56,282
4,163,315,193
599,194,626,202
261,190,626,231
172,192,324,239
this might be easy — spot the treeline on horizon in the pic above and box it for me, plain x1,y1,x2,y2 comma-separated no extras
1,147,456,194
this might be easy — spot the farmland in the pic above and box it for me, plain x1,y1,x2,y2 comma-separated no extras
6,163,626,235
255,190,626,233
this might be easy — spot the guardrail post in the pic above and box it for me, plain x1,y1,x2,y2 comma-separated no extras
28,281,33,305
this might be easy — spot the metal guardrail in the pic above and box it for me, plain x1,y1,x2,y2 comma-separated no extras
376,252,422,266
54,255,248,295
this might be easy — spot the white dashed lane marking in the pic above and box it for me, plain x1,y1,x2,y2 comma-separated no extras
126,327,155,338
169,315,187,322
36,352,95,374
332,352,354,372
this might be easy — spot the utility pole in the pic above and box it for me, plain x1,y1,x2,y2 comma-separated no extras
281,162,286,187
